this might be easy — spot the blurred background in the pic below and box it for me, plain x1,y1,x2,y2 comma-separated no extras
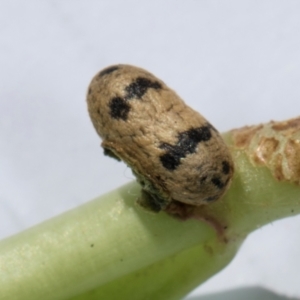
1,1,300,298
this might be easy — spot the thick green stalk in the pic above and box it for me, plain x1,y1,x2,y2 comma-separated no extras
0,182,220,300
1,117,300,300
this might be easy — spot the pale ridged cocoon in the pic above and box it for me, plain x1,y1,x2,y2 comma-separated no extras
87,65,234,211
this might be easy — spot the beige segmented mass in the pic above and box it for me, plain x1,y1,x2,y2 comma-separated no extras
87,64,234,211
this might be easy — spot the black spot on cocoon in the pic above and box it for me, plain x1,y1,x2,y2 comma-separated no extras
109,97,130,120
107,76,162,120
159,125,212,170
178,127,212,151
99,65,119,77
211,177,224,189
160,152,181,170
125,77,162,99
222,161,230,175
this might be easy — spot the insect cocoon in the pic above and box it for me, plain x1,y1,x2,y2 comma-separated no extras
87,65,234,211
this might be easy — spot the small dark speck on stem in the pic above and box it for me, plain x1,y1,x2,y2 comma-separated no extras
90,244,94,248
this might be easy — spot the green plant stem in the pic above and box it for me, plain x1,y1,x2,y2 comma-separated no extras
1,123,300,300
0,182,214,300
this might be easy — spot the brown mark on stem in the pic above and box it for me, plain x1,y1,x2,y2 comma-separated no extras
165,201,229,243
231,116,300,185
